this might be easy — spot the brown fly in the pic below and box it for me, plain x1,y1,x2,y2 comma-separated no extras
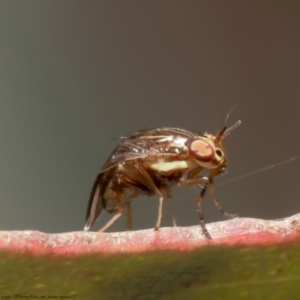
84,114,241,238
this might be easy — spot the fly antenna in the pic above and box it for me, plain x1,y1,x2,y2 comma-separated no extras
224,105,237,126
216,106,241,142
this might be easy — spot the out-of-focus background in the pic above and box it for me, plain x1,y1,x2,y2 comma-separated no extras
0,1,299,233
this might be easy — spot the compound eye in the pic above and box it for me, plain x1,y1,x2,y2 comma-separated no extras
189,139,214,162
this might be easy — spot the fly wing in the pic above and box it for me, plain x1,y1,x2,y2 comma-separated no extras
84,173,103,231
127,127,196,139
99,127,197,173
99,141,150,173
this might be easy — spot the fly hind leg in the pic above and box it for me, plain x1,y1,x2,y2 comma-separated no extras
98,197,123,232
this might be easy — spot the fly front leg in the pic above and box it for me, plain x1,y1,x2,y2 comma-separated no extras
208,177,238,219
178,176,209,187
196,184,211,239
179,176,211,238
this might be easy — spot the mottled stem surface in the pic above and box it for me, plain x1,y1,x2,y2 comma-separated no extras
1,214,300,256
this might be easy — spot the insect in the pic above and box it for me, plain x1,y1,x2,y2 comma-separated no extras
84,115,241,239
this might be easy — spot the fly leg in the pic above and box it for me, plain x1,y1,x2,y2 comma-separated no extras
178,176,208,187
179,176,237,238
126,202,132,230
117,178,141,230
99,197,123,232
179,176,211,238
136,165,164,231
208,177,238,219
196,184,211,239
166,188,176,227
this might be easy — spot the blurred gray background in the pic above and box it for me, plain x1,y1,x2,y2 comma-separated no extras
0,1,299,233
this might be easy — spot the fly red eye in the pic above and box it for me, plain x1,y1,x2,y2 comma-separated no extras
189,139,214,162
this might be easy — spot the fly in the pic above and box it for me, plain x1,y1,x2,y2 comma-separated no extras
84,114,241,239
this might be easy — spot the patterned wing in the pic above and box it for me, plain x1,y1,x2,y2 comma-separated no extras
100,127,197,173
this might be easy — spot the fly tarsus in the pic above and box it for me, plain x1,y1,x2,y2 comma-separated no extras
199,220,212,239
209,193,238,219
